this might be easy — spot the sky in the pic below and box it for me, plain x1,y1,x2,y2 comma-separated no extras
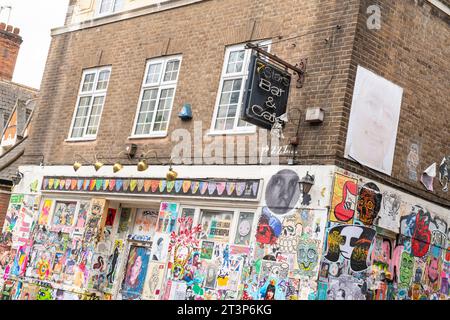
0,0,69,89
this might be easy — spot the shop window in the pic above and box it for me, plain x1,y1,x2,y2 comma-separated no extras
68,66,111,140
234,212,254,246
210,41,270,134
52,201,77,227
199,210,233,242
131,55,182,137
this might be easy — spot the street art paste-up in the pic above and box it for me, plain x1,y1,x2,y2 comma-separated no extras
75,201,89,229
324,224,376,272
420,163,436,192
150,233,170,262
142,261,166,300
265,169,300,215
200,240,214,260
330,174,358,224
398,251,414,289
295,238,320,276
157,202,179,233
118,208,132,234
375,191,401,232
106,240,123,289
438,156,449,192
406,142,420,181
52,201,77,227
121,245,151,300
327,275,366,300
399,205,432,258
277,212,302,254
256,207,281,245
132,209,158,238
38,200,52,226
105,208,117,227
357,182,382,226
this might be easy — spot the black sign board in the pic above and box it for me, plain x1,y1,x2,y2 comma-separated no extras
241,54,292,130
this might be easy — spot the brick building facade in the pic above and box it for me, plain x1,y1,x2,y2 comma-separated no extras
0,0,448,300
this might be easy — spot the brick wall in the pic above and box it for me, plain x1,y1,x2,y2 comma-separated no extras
25,0,449,207
336,0,450,207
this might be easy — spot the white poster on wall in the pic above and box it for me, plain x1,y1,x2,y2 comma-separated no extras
344,66,403,176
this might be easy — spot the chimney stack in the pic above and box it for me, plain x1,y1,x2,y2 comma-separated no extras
0,22,22,81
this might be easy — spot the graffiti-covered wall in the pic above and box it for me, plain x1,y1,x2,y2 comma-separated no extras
0,165,448,300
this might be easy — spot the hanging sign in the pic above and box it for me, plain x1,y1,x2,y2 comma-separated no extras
241,54,292,129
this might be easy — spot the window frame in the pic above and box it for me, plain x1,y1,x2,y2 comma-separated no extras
209,41,271,135
67,66,112,141
130,55,182,139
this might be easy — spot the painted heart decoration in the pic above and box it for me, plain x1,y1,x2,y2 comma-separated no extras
182,180,191,193
48,179,54,189
137,180,144,192
59,179,65,190
130,180,137,192
71,179,77,190
226,182,235,196
208,182,217,195
216,182,226,195
199,182,208,195
83,179,90,190
191,181,200,194
166,180,175,193
159,180,167,192
89,180,96,191
109,179,116,191
65,179,71,190
236,182,246,196
54,179,60,190
77,179,83,190
174,180,183,193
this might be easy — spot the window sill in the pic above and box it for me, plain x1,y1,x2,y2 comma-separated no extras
207,129,257,136
64,137,97,143
128,133,168,140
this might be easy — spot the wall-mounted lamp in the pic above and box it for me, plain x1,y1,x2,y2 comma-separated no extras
298,171,315,194
72,153,90,172
93,154,104,172
137,150,160,172
11,171,24,185
166,162,178,181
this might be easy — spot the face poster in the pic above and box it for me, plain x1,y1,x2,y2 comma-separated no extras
132,209,158,237
121,245,151,300
150,233,170,262
265,169,300,215
345,65,403,176
142,262,166,300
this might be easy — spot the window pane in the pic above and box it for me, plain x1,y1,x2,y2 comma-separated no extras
163,60,180,82
71,97,91,138
145,63,162,84
214,79,242,131
113,0,123,12
152,88,174,132
226,50,245,74
86,96,105,135
99,0,112,14
82,73,95,92
134,89,158,135
96,70,110,90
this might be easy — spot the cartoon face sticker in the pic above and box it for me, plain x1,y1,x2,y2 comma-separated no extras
357,182,382,226
297,240,319,272
339,226,364,260
399,252,414,288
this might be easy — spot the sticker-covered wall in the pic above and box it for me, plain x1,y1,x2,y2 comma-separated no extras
0,165,448,300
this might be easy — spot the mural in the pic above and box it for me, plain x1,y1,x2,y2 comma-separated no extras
1,169,448,300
